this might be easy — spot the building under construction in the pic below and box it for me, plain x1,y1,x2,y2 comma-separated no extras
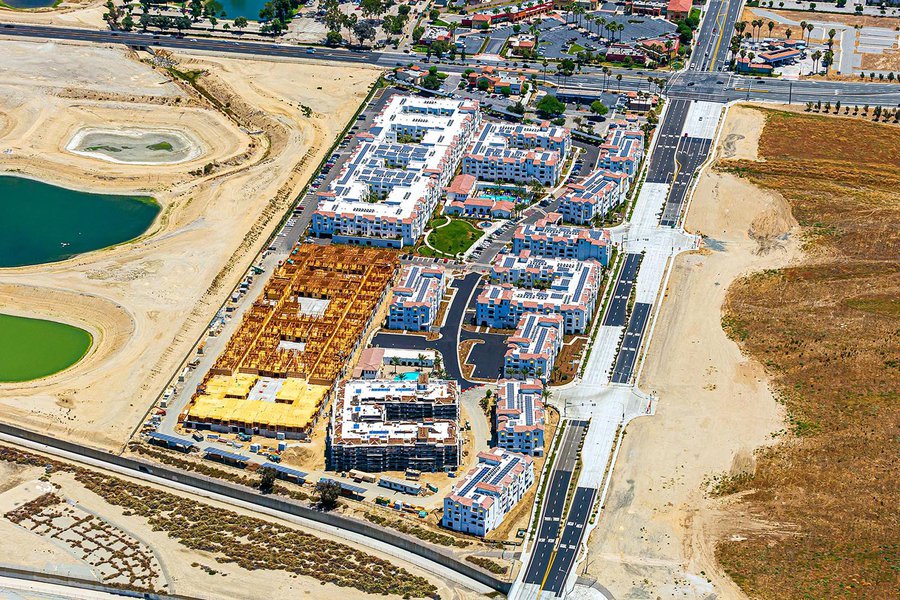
183,244,399,439
328,375,461,473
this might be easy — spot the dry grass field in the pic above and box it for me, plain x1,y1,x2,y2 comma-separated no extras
716,109,899,598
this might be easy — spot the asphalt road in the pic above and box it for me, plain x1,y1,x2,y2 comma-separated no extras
541,486,598,595
522,420,588,588
3,22,900,106
602,253,642,328
372,272,482,389
645,99,691,185
659,135,712,227
610,302,652,385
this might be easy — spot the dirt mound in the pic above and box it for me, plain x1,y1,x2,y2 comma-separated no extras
748,192,798,255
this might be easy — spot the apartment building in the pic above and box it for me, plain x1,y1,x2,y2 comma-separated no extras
442,448,535,537
329,376,460,473
558,169,630,225
503,313,564,380
597,125,645,178
512,217,612,265
495,379,545,456
477,253,603,334
462,122,571,186
387,264,447,331
311,95,481,248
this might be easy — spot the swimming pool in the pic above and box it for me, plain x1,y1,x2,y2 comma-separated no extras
480,193,518,203
394,371,421,381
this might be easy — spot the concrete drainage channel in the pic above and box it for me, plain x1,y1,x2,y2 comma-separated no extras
0,422,511,595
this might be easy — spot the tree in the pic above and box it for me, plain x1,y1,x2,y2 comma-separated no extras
509,101,526,115
258,467,277,494
326,30,343,45
785,28,792,40
590,100,608,116
477,78,491,91
234,16,248,32
429,8,440,21
390,356,400,374
316,479,341,509
353,19,377,46
412,26,424,43
616,73,622,91
767,20,775,38
175,15,192,32
360,0,384,19
122,13,135,30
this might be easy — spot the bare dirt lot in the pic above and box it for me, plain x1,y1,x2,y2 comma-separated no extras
0,0,107,28
0,445,490,600
584,105,800,599
0,39,381,450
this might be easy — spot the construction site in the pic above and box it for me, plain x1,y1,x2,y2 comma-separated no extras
182,244,399,439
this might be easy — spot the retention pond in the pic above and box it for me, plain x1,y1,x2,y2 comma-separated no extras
0,313,92,382
67,128,203,165
0,174,160,268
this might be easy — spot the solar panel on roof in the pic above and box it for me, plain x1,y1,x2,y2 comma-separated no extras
489,456,519,485
147,432,194,447
204,446,248,462
262,462,308,479
458,466,491,497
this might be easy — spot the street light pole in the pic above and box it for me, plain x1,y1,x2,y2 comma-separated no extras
788,80,793,105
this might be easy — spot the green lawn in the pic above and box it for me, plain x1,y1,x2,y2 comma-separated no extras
568,43,586,55
0,313,92,382
427,218,483,256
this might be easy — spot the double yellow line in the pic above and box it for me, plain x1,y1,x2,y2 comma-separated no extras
708,0,729,72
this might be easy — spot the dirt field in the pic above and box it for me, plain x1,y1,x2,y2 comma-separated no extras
0,446,490,600
714,109,899,599
583,105,800,599
0,39,381,450
0,0,107,28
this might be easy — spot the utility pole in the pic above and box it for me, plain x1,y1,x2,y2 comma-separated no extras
788,80,793,105
747,78,752,102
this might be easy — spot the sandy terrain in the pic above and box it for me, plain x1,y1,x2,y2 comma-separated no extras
0,38,381,450
0,455,489,600
0,0,107,29
584,105,799,599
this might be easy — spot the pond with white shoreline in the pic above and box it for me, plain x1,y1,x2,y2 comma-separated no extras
66,128,204,165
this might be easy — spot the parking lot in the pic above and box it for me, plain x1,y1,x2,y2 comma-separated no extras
457,14,676,61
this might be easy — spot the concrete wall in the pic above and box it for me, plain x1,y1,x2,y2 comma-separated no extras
0,423,511,594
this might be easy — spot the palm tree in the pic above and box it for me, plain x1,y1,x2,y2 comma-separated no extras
735,21,746,37
597,16,606,39
806,23,813,42
390,356,400,374
785,28,792,40
811,50,822,74
615,72,622,91
767,20,775,38
800,20,808,41
827,28,836,48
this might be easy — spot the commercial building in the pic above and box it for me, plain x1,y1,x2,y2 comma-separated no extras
387,264,447,331
311,95,481,248
495,379,545,456
512,217,612,265
666,0,693,21
558,169,629,224
477,253,604,334
503,313,564,380
328,376,461,473
461,1,554,27
463,122,571,186
183,245,398,439
442,448,535,537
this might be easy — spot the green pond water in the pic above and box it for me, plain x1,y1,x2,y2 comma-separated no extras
0,175,160,268
0,313,92,382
